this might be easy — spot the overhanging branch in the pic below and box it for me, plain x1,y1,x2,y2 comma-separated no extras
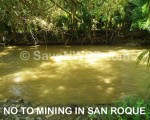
50,0,81,22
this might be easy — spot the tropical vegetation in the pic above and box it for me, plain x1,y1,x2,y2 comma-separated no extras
0,0,150,45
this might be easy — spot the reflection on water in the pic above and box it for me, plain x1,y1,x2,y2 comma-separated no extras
0,45,150,105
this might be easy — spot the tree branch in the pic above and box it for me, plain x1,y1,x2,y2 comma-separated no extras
50,0,81,22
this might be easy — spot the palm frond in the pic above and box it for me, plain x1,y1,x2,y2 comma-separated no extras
137,49,150,69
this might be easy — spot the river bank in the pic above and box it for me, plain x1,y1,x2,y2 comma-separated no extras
0,97,150,120
1,30,150,46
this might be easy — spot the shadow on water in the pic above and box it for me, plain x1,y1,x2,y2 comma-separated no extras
0,45,150,105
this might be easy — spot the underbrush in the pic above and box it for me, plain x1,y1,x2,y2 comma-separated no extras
84,97,150,120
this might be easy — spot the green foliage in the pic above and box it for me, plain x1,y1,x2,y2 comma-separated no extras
0,0,150,42
110,97,150,120
130,0,150,31
137,50,150,68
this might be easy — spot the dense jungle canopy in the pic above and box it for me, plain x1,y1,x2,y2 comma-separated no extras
0,0,150,45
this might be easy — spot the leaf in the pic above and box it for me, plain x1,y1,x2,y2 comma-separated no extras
137,49,150,69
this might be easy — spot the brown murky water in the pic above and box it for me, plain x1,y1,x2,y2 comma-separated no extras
0,45,150,105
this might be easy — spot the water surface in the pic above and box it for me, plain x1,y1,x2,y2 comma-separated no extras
0,45,149,105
